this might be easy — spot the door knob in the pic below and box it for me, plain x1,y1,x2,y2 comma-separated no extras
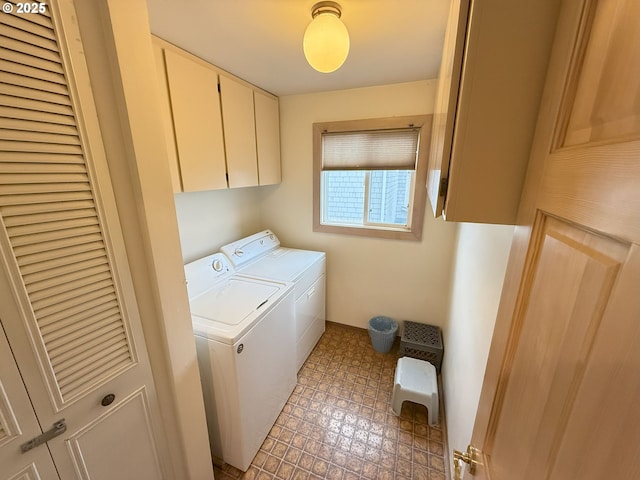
453,444,481,478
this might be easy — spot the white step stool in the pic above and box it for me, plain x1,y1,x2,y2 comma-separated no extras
391,357,439,426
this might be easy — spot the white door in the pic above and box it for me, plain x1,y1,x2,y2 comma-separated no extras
458,0,640,478
0,321,59,480
0,1,167,478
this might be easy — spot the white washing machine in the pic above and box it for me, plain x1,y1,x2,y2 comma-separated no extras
220,230,326,371
184,253,296,472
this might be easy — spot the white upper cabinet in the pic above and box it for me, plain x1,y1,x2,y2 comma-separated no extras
152,37,282,193
219,75,259,188
254,91,282,186
152,42,183,193
426,0,561,224
162,48,227,192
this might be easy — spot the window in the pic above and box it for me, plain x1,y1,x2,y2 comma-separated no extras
322,170,413,226
313,115,432,240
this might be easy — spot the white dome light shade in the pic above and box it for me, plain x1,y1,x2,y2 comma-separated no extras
303,2,350,73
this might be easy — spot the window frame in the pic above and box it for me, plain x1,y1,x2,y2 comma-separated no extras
313,115,432,240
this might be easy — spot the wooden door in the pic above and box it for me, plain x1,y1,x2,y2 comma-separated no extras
0,1,167,478
466,0,640,478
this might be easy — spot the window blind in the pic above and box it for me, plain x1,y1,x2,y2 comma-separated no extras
322,128,419,170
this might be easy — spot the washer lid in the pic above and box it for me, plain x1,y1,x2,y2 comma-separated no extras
190,277,280,326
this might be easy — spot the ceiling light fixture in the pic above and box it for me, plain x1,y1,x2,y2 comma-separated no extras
303,1,350,73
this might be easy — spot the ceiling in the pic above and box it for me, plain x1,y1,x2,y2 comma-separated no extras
145,0,450,97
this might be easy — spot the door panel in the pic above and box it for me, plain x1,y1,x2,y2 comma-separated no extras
0,321,59,480
469,0,640,478
550,246,640,480
7,464,44,480
65,388,163,480
488,215,631,478
561,0,640,147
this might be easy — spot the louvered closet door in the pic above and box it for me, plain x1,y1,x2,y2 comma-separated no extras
0,1,166,479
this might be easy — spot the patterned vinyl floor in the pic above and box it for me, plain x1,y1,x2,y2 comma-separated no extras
213,321,449,480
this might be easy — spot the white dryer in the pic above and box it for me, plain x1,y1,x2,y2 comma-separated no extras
185,253,296,471
220,230,326,371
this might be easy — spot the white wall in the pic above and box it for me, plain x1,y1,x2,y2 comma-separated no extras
175,188,262,263
258,81,459,330
74,1,214,478
441,223,514,468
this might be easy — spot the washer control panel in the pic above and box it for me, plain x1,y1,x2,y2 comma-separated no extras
184,253,234,299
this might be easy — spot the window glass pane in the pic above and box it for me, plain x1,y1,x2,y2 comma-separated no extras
322,170,365,224
367,170,412,225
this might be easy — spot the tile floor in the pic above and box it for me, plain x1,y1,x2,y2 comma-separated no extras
214,322,449,480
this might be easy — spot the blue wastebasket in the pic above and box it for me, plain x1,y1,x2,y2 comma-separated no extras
368,316,398,353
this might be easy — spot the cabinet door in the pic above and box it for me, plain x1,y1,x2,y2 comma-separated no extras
427,0,559,224
426,0,469,219
165,49,227,191
254,91,281,185
152,42,182,193
219,76,258,188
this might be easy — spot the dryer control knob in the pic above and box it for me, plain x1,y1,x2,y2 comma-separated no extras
212,260,223,272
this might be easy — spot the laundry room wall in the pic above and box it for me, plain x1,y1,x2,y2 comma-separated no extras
258,80,458,332
441,222,513,462
175,188,263,263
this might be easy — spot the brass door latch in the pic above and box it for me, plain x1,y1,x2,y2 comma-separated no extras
453,444,481,478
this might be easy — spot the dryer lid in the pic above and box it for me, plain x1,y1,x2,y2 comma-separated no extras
238,248,325,282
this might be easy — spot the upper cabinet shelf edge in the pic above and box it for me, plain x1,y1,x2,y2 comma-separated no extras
426,0,561,224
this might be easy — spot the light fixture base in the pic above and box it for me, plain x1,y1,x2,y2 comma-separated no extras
311,1,342,19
